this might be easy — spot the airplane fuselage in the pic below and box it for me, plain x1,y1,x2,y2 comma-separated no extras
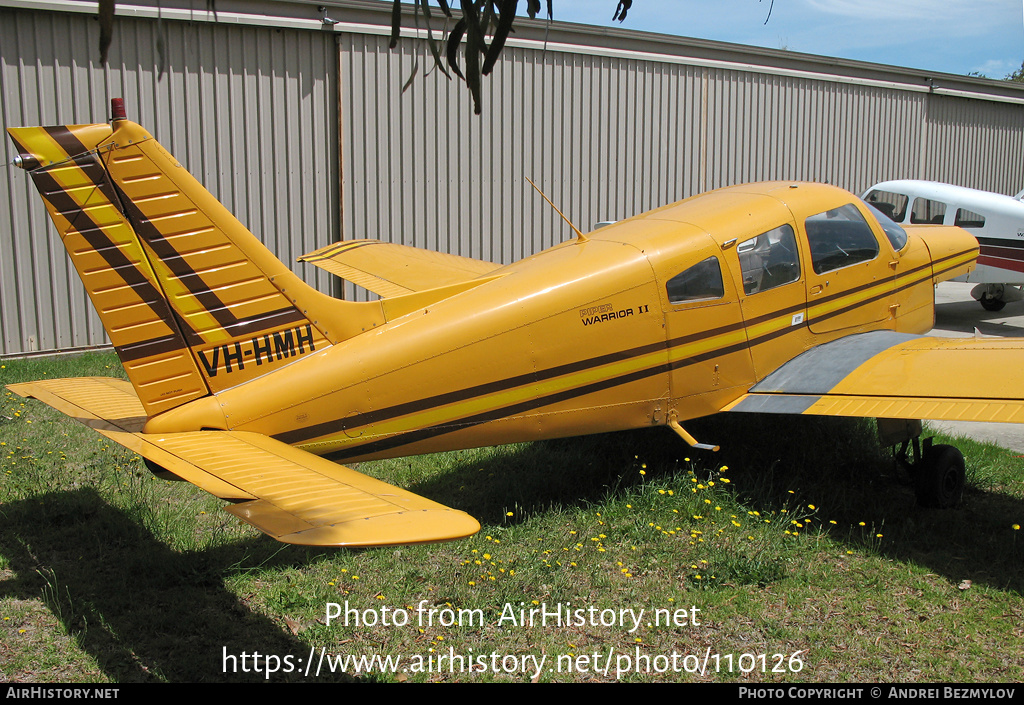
144,182,978,462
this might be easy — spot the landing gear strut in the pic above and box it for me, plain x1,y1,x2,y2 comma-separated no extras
877,418,965,508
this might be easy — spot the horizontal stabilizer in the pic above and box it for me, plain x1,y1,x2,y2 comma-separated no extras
299,239,501,297
9,378,480,546
723,331,1024,423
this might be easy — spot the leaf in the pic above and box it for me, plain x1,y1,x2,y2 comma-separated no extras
460,0,486,114
403,58,421,93
98,0,115,65
482,0,517,76
390,0,403,48
419,0,452,79
446,17,468,81
156,13,167,81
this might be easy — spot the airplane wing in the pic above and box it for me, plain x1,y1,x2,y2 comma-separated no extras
299,239,502,298
7,378,480,547
722,331,1024,423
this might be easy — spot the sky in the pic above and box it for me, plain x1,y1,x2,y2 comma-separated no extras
542,0,1024,79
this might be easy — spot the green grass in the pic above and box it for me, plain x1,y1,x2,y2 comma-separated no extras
1,352,1022,682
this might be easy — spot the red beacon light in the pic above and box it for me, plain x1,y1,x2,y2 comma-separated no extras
110,98,127,122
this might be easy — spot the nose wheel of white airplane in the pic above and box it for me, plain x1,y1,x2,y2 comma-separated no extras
980,294,1006,312
878,419,965,508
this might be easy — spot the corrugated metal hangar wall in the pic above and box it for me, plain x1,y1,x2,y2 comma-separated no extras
2,0,1023,357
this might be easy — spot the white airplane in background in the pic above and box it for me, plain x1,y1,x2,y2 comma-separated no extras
863,180,1024,311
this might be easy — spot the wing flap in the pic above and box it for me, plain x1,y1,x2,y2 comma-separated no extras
299,239,501,297
723,331,1024,424
8,377,480,546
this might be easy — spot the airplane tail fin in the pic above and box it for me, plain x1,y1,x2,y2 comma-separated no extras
8,100,381,417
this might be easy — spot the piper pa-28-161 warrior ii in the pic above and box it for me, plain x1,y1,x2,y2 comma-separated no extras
7,100,1024,547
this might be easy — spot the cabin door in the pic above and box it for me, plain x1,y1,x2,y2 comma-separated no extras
800,202,894,335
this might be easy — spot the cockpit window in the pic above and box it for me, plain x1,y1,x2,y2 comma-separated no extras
864,190,909,222
805,204,880,274
666,256,724,303
864,201,909,251
736,224,800,295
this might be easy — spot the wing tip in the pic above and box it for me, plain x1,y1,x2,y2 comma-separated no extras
269,508,482,547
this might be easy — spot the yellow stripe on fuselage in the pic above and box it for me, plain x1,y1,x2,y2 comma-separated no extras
300,324,747,453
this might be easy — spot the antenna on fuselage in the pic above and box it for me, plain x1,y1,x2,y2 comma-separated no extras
525,176,588,243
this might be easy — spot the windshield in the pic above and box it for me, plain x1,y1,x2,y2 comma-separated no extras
863,200,908,251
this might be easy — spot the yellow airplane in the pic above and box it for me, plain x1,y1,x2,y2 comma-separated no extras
7,100,1024,548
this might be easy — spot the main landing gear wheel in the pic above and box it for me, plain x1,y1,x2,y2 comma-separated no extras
914,444,965,509
980,294,1006,312
878,419,965,509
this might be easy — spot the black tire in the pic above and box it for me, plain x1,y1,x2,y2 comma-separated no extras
980,295,1006,312
914,444,965,508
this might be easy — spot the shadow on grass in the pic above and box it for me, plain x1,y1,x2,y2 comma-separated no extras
1,414,1018,682
0,488,358,683
404,413,1024,593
